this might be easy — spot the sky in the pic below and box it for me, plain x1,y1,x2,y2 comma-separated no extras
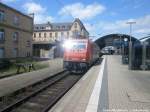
1,0,150,40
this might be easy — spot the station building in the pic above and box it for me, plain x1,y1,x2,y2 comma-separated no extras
0,3,33,59
33,18,89,58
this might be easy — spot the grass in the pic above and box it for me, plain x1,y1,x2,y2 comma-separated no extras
0,58,49,78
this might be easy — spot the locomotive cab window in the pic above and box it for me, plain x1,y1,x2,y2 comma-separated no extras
72,44,86,50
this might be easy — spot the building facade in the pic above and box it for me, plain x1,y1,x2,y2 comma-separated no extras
33,18,89,58
0,3,33,59
33,18,89,43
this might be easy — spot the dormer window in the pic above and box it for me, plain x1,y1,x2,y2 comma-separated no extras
40,27,44,30
46,26,51,30
62,26,65,29
56,26,60,29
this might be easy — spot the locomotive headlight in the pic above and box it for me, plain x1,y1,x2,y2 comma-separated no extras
82,59,86,61
63,40,74,49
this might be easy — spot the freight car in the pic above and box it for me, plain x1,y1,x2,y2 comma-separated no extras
63,39,100,73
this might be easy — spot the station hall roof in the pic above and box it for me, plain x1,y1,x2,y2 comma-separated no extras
95,34,140,49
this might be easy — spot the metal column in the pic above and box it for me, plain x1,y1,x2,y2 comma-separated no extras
141,41,148,70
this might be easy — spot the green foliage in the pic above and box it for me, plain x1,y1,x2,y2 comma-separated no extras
0,58,49,77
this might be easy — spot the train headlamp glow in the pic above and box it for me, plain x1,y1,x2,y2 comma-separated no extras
63,40,74,49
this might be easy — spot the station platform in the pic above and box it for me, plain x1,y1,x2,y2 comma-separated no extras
49,55,150,112
49,57,106,112
0,58,63,97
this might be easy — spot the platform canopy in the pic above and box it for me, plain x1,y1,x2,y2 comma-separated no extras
95,34,140,49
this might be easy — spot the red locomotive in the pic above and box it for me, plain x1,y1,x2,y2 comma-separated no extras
63,39,99,73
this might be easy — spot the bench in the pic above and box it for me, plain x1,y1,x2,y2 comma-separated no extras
16,63,35,74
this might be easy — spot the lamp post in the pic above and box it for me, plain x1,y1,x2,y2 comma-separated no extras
126,21,136,70
123,38,128,55
122,38,128,64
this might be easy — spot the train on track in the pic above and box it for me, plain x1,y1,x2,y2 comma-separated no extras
63,39,100,73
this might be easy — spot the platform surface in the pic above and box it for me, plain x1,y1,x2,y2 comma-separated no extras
49,55,150,112
107,55,150,111
0,58,63,97
49,58,105,112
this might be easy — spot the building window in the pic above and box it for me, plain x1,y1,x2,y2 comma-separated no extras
49,33,52,37
13,48,18,57
44,33,46,38
33,33,36,38
13,15,19,25
74,23,77,28
0,29,5,42
13,32,19,42
26,40,31,47
73,30,79,38
67,32,69,36
0,48,4,58
0,10,4,22
55,32,58,38
39,33,41,37
61,32,64,36
26,52,30,57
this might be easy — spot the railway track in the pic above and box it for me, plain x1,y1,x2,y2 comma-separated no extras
0,71,82,112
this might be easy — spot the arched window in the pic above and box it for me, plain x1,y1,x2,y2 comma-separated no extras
74,23,77,28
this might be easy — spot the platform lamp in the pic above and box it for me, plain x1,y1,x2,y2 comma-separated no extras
126,21,136,70
123,38,128,56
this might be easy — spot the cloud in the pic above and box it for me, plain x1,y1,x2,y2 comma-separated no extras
23,2,54,23
102,15,150,34
59,2,105,20
34,14,54,24
23,2,46,14
135,29,150,34
86,15,150,39
84,23,95,32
